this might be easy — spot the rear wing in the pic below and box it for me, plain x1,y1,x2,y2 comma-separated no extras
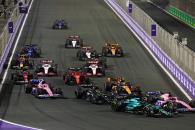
41,59,53,64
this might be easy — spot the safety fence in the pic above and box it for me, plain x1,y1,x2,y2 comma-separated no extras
105,0,195,99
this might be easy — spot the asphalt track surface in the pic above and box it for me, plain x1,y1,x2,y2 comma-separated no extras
132,0,195,52
0,0,195,130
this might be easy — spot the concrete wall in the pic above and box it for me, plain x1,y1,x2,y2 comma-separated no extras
116,0,195,81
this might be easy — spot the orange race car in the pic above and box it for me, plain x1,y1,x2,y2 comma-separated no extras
104,76,142,97
102,41,124,57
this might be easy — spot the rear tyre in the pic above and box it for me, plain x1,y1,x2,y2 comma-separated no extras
104,82,112,92
75,87,83,99
111,100,121,112
25,86,32,94
189,100,195,107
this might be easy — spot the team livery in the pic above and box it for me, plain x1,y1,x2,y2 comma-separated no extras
83,60,105,77
20,44,41,58
35,59,58,76
65,35,83,48
11,54,34,70
63,67,91,86
76,46,101,61
102,42,124,57
25,79,64,98
52,19,68,29
11,70,34,84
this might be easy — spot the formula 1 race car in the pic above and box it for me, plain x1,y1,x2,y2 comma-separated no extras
20,44,41,58
86,57,107,68
111,95,176,117
65,35,83,48
76,46,101,61
111,96,144,113
11,54,34,70
157,92,195,113
63,67,91,86
52,19,68,29
83,61,105,77
35,59,58,76
143,91,195,113
104,77,142,98
102,41,124,57
25,79,64,98
143,101,176,117
75,86,112,104
11,70,34,84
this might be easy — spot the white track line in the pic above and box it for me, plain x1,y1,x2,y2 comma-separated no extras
0,119,42,130
105,0,192,100
0,0,42,129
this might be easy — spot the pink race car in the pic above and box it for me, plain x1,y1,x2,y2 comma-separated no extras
147,91,195,113
25,79,63,98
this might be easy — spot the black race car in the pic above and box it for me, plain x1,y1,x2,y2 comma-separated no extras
75,86,111,104
76,46,101,61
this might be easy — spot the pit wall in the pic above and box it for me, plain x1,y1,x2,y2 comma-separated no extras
105,0,195,99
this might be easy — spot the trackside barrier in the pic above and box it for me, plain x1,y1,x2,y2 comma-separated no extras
167,6,195,27
105,0,195,99
0,0,30,74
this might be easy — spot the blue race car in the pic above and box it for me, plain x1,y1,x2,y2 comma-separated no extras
52,19,68,29
20,44,41,58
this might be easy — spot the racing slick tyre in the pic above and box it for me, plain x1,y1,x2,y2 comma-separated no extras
64,76,73,85
52,25,57,29
104,82,112,92
189,100,195,107
36,48,41,57
65,39,70,48
76,50,81,58
89,96,98,104
25,86,32,94
55,88,63,95
75,87,83,99
144,106,153,117
111,100,122,112
102,49,107,57
11,73,16,80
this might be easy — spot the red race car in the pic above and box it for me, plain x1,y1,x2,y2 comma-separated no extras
63,67,91,86
11,70,34,84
